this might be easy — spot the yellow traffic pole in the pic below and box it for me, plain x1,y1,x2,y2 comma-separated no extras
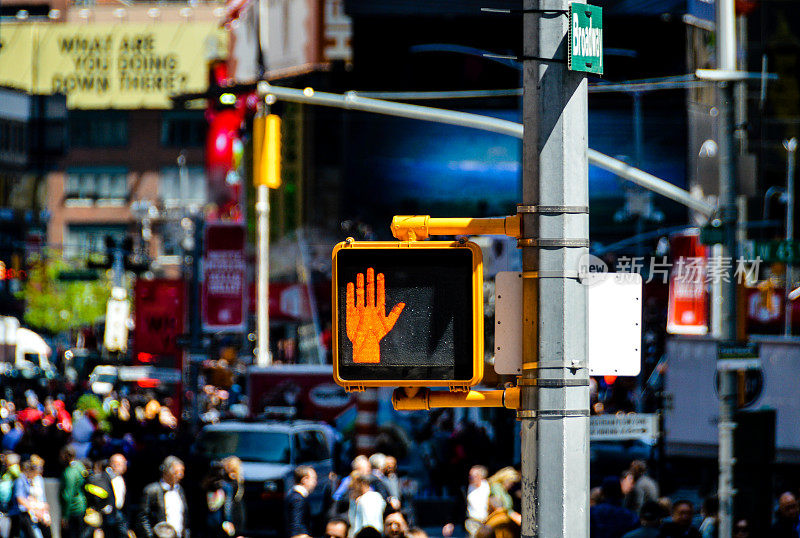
390,215,520,241
391,386,520,411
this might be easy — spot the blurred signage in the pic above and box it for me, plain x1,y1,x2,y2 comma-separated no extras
248,365,354,423
590,413,659,443
270,283,311,320
0,23,227,109
0,25,35,90
104,287,130,352
203,223,246,331
744,240,800,264
717,341,761,371
134,278,184,356
118,366,182,384
744,286,800,335
667,231,709,335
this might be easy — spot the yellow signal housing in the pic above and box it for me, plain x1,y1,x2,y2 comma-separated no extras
253,113,282,188
332,240,484,391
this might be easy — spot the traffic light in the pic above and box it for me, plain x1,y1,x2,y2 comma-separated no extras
253,113,281,188
332,240,484,390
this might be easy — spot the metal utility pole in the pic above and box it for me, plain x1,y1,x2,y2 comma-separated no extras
716,0,739,535
521,0,590,535
785,138,797,336
184,213,204,430
253,108,281,366
255,146,271,367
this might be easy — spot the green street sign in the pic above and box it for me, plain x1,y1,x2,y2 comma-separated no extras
569,4,603,75
748,240,800,264
718,341,759,360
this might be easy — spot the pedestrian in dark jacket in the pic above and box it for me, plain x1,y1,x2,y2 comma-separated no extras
590,476,639,538
137,456,189,538
202,462,237,538
285,465,317,538
771,492,800,538
658,500,701,538
622,501,664,538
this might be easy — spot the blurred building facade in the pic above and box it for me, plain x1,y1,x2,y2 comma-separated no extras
0,0,228,277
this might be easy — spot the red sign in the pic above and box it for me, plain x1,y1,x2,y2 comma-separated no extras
248,365,354,423
134,279,185,356
203,223,247,330
247,280,332,322
745,285,800,334
667,231,709,335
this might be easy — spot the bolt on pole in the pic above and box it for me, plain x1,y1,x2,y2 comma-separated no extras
521,1,590,536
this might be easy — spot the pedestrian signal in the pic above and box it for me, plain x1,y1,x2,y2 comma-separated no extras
332,241,483,390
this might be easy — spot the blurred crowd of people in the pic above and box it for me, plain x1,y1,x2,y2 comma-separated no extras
589,460,752,538
284,452,429,538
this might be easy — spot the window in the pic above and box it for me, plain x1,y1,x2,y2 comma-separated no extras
65,168,128,206
68,111,129,148
63,224,127,259
159,166,206,208
197,431,292,464
293,430,329,463
161,110,206,148
0,120,26,153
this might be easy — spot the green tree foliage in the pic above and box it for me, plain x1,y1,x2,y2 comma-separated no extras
18,253,110,334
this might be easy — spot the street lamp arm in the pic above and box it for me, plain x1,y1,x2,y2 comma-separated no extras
256,82,715,217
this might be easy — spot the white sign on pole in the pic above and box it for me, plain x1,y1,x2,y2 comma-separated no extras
493,271,642,376
104,287,130,353
587,272,642,376
590,413,659,443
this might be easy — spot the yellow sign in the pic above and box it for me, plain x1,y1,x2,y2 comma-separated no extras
0,23,227,109
0,25,35,91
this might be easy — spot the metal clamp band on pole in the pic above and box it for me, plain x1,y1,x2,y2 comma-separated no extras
517,409,591,419
524,361,588,370
535,379,591,388
517,204,589,214
520,55,568,64
517,238,590,248
521,270,580,279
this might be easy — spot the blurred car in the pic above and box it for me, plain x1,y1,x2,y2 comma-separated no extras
89,365,117,395
196,420,334,536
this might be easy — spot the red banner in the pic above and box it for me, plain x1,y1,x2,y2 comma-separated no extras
667,231,709,335
134,278,185,357
203,223,247,331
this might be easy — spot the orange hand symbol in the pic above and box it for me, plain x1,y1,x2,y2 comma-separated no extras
346,267,405,364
